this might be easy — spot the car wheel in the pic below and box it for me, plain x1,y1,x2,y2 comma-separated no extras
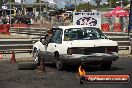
33,48,40,66
101,62,112,70
56,59,64,71
55,54,64,71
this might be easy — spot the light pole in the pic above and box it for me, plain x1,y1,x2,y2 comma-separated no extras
21,0,23,16
75,0,77,12
39,0,42,38
87,0,90,11
120,0,123,8
9,0,11,33
110,0,111,8
116,0,123,8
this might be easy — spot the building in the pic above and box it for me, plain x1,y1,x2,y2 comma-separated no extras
6,2,47,16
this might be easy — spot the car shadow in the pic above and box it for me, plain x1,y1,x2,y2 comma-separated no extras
44,63,124,73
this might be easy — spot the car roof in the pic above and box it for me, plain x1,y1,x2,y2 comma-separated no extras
58,25,99,30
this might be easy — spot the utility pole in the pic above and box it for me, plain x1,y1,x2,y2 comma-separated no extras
75,0,77,12
9,0,11,32
120,0,123,8
39,0,42,38
87,1,90,12
110,0,111,9
21,0,23,16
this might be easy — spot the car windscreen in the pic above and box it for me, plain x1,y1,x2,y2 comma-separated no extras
64,27,107,41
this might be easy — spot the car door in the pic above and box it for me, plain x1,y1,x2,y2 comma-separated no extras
45,28,63,62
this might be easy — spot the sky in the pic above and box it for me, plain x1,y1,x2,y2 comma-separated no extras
25,0,107,8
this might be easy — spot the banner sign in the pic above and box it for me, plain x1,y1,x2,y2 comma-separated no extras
73,12,101,28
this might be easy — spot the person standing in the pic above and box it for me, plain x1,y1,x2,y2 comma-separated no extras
37,29,53,73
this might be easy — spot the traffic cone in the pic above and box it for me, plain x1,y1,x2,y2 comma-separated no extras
39,58,45,73
0,53,2,61
37,53,45,73
11,51,16,63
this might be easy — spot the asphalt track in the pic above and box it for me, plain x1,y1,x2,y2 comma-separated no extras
0,57,132,88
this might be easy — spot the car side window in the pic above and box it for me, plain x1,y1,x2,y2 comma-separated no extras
50,29,62,43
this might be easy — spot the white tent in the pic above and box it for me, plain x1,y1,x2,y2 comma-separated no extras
124,4,130,10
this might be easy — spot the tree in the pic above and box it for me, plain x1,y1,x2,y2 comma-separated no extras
94,0,102,8
35,0,41,3
11,0,15,2
35,0,44,3
0,0,2,5
107,0,130,8
77,3,95,11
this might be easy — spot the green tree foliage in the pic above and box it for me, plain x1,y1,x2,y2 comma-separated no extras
77,3,96,11
35,0,43,3
107,0,130,8
0,0,2,5
11,0,15,2
94,0,102,7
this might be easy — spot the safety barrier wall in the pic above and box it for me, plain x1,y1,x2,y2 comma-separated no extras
0,39,33,54
10,26,132,55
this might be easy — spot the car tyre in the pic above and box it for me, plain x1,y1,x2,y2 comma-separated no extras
18,62,37,70
56,59,64,71
33,48,41,66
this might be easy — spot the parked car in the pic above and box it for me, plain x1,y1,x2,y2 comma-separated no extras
33,25,119,71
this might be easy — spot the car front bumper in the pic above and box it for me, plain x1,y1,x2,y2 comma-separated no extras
60,53,119,64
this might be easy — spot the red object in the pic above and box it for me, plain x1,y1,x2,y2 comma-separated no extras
101,23,110,32
105,6,129,17
114,23,122,32
0,24,10,35
11,51,16,63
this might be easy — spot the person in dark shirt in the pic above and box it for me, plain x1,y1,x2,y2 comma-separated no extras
38,29,53,73
43,29,53,46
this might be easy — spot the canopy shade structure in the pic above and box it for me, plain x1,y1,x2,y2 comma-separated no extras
124,4,130,10
105,6,129,17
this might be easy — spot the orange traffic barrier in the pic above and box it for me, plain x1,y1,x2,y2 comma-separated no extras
0,24,10,35
37,53,45,73
101,23,110,32
11,51,16,63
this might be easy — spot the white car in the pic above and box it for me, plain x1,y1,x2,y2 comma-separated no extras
33,25,119,70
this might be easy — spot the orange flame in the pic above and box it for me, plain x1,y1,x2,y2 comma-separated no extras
78,65,86,76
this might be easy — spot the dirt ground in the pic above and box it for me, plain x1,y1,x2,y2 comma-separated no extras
0,57,132,88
